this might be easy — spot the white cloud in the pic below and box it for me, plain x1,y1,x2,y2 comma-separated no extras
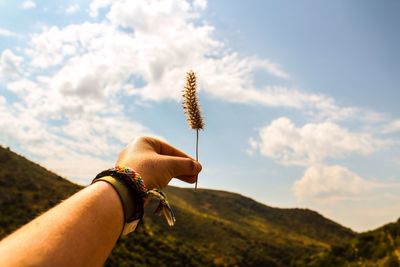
0,27,17,37
253,117,388,166
0,49,23,80
393,157,400,166
293,164,373,200
253,59,290,79
44,155,111,184
382,119,400,134
65,4,80,14
246,137,258,155
18,0,360,124
21,0,36,9
1,0,395,183
193,0,207,9
0,98,152,183
25,23,110,69
251,117,397,203
89,0,113,17
292,164,400,205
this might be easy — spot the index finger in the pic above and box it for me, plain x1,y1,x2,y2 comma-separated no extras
142,137,193,159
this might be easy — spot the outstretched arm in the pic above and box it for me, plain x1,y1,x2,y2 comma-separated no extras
0,137,202,267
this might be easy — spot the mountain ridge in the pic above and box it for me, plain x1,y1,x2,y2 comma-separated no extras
0,145,398,266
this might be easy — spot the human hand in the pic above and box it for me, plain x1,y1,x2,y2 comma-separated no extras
116,136,202,189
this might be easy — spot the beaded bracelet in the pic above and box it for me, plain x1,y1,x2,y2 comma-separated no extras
93,166,176,235
93,175,142,235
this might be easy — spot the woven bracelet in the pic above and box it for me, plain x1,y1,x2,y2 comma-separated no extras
93,166,176,235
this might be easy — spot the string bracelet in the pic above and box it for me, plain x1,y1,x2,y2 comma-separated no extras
92,166,176,236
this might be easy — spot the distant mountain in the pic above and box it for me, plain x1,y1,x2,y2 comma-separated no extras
2,145,397,266
303,219,400,266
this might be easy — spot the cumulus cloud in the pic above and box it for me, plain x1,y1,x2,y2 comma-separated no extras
252,117,388,166
0,0,393,183
293,164,373,200
246,137,258,155
44,155,111,182
0,49,23,80
0,27,17,37
65,4,80,14
21,0,356,122
382,119,400,134
193,0,207,9
0,98,151,183
250,117,398,202
21,0,36,9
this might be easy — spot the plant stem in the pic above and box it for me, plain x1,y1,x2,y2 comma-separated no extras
195,128,199,191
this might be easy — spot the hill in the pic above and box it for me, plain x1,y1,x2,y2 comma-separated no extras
303,219,400,266
0,145,361,266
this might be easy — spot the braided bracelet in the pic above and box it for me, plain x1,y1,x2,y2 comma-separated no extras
92,166,176,235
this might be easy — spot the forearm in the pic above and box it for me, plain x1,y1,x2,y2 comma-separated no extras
0,137,202,266
0,182,123,267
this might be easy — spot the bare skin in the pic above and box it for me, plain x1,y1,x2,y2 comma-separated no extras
0,136,202,267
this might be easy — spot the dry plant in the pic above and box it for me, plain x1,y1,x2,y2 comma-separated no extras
182,70,204,190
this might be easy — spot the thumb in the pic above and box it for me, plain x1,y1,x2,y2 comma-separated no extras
162,156,202,178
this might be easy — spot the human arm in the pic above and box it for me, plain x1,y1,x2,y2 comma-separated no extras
0,137,202,267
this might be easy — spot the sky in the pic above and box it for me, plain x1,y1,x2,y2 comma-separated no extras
0,0,400,231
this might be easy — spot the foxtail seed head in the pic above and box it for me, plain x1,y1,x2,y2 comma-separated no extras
182,70,205,130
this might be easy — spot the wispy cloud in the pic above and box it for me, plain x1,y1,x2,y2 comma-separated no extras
21,0,36,9
65,4,80,14
193,0,207,9
382,119,400,134
0,49,23,80
0,27,17,37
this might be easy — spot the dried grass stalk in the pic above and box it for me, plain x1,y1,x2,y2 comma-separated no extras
182,70,204,190
182,71,204,130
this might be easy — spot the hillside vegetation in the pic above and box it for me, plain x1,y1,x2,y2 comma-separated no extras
0,145,399,266
303,220,400,266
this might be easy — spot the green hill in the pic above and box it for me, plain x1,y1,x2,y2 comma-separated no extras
302,219,400,266
0,145,383,266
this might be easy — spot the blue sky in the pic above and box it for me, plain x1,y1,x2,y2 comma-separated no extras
1,0,400,231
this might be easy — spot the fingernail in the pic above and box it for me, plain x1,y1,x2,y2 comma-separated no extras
196,161,203,172
194,161,202,172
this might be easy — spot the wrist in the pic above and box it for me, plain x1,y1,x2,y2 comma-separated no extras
92,175,143,236
92,166,176,235
90,181,124,229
